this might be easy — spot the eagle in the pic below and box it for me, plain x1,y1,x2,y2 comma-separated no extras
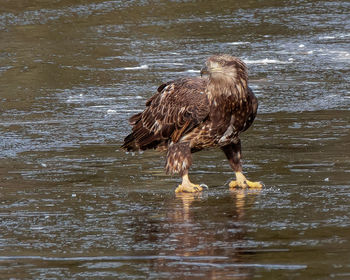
122,54,262,193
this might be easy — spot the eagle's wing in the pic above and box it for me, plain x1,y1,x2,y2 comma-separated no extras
122,77,209,151
241,86,258,132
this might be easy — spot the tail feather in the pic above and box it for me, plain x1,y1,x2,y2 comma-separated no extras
122,119,163,151
122,113,143,151
122,106,166,151
121,133,137,151
121,132,162,151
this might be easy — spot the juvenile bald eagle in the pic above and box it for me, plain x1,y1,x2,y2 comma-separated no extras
122,54,262,192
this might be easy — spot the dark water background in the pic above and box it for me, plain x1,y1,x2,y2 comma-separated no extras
1,0,350,279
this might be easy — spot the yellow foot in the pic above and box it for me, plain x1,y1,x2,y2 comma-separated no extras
175,183,203,193
229,172,263,189
229,180,262,189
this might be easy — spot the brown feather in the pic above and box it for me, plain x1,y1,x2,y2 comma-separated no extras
171,120,191,143
122,77,210,152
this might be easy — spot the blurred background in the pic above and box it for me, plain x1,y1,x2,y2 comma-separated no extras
0,0,350,279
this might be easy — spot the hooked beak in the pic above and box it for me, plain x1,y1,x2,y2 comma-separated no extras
200,65,209,77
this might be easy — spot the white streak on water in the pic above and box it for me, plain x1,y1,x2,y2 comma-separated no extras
319,36,336,40
244,58,292,65
107,109,117,114
123,65,149,70
226,41,250,45
185,69,200,73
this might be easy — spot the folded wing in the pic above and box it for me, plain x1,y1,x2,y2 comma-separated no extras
122,77,209,151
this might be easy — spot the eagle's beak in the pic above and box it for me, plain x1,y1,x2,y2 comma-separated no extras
200,66,209,77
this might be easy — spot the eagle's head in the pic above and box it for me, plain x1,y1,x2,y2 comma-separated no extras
201,54,247,83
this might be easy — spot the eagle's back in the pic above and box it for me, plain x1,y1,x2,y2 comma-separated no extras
122,77,210,151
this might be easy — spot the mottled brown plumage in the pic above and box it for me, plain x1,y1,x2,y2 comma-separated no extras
122,54,262,192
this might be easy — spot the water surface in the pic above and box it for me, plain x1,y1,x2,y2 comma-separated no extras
1,0,350,279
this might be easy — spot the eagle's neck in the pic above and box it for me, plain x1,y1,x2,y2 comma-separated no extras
206,76,248,107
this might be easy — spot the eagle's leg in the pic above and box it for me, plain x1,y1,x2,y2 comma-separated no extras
221,141,262,189
166,142,203,193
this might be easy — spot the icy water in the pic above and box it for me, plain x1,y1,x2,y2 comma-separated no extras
1,0,350,279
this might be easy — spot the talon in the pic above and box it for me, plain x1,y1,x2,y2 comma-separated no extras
199,184,209,189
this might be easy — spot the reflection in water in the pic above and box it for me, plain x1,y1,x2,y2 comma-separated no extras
152,189,261,279
174,193,201,223
128,191,261,279
231,189,263,219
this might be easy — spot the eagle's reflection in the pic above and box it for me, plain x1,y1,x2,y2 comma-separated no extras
130,188,261,279
229,188,262,219
165,188,261,279
231,189,246,218
174,192,202,222
174,188,261,221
